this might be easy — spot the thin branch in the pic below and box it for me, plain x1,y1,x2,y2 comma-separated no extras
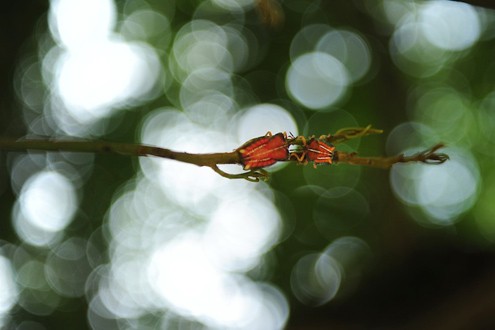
287,126,384,146
0,138,239,166
334,143,449,169
0,132,449,181
328,125,384,144
0,137,274,181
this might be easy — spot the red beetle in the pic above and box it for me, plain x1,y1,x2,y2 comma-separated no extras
305,138,335,168
291,137,335,168
237,132,289,170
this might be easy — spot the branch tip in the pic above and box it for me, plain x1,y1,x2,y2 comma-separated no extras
406,143,449,165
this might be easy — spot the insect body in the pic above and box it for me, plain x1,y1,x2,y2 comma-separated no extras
237,132,289,170
305,138,335,167
290,136,335,168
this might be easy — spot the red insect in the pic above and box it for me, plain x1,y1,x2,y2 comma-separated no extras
306,138,335,167
237,132,289,170
291,137,335,168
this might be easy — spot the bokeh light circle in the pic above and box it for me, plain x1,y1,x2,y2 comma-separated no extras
0,255,18,325
236,103,299,142
148,232,285,328
18,170,77,233
55,40,162,122
290,24,331,61
290,253,342,306
316,29,371,83
386,122,438,155
286,52,349,110
45,237,92,298
203,193,281,272
419,1,480,51
49,0,116,49
390,147,480,225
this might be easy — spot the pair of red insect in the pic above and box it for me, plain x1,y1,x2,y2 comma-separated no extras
236,132,335,170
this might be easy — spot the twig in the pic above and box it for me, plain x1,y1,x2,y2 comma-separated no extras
287,125,384,146
0,137,269,181
328,125,384,144
0,137,238,165
0,131,449,181
334,143,449,169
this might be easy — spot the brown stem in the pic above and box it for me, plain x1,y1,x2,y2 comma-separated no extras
334,143,449,169
0,137,449,181
0,138,240,167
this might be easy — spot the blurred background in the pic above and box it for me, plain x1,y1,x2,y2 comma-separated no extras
1,0,495,329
